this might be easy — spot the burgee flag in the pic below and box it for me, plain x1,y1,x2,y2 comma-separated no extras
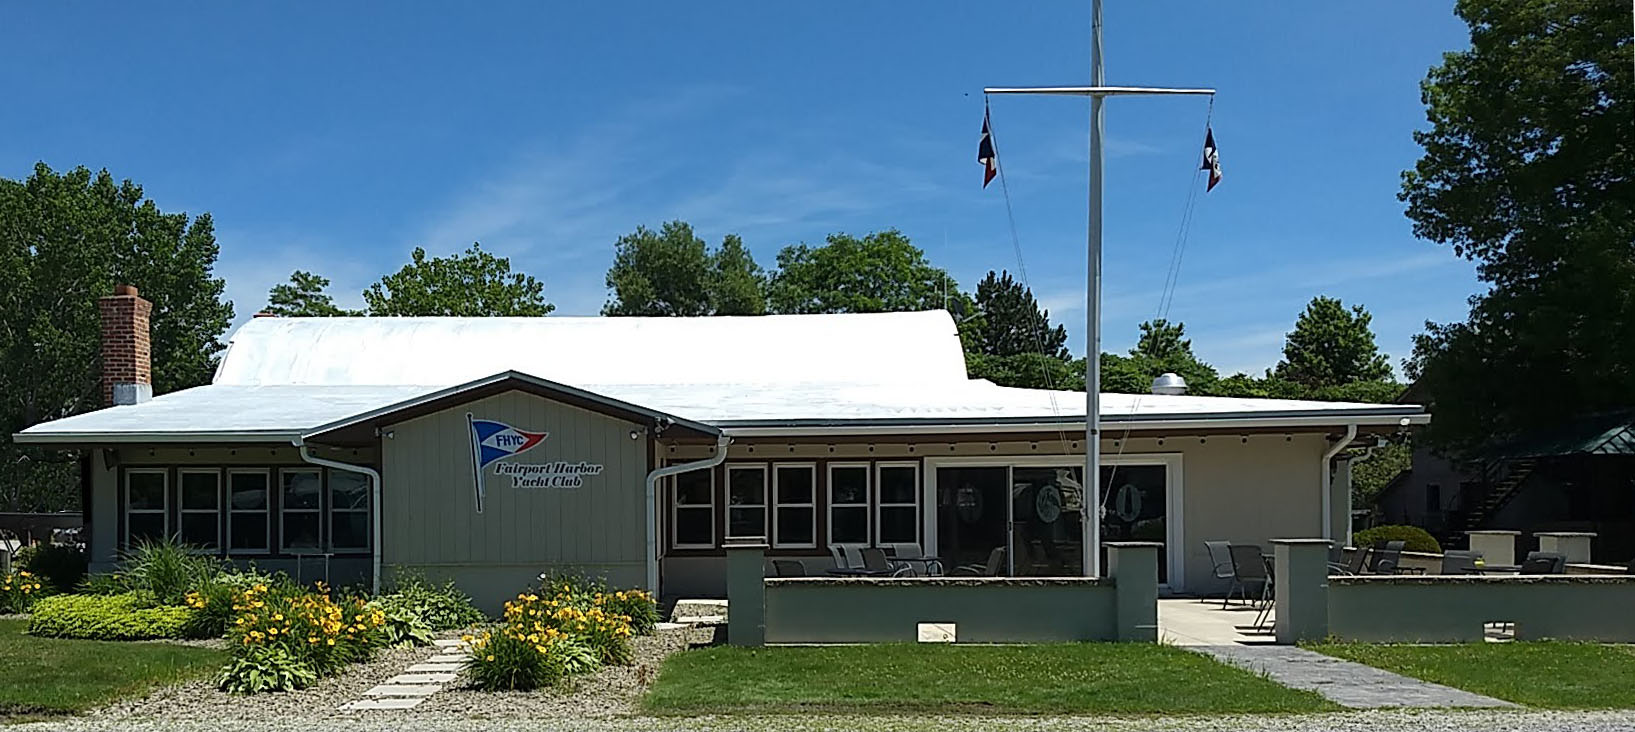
467,413,549,512
1201,127,1222,191
978,106,998,188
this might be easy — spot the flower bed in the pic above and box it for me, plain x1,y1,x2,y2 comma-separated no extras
217,581,386,693
0,569,45,613
463,574,658,692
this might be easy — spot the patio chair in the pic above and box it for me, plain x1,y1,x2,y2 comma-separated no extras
1331,545,1370,575
888,543,943,576
860,547,913,577
953,546,1007,576
1440,549,1483,575
1223,544,1269,609
1369,540,1407,574
771,559,806,577
842,545,868,571
1520,551,1566,574
829,545,847,569
1203,540,1234,600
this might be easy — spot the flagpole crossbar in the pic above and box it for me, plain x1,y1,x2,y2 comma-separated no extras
983,85,1215,97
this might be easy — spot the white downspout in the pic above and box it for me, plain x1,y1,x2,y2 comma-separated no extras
644,434,732,596
1320,424,1359,543
293,437,383,596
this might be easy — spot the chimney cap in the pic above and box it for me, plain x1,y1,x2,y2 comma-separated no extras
113,284,140,297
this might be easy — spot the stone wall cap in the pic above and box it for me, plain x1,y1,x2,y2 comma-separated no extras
1465,530,1522,535
1270,538,1334,545
1536,531,1598,537
767,576,1115,588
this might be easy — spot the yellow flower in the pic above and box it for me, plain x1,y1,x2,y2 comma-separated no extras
326,638,336,646
486,655,496,662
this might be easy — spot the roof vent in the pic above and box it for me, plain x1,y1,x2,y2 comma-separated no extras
1151,372,1188,396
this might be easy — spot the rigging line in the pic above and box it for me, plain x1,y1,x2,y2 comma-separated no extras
1106,97,1215,491
986,95,1076,457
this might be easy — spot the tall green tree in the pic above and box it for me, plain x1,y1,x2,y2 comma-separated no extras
602,221,766,316
1274,296,1392,388
1401,0,1633,452
766,230,962,315
1100,320,1220,394
265,270,358,317
0,163,233,510
968,270,1068,359
363,244,553,317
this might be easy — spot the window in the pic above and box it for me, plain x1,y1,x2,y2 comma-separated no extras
725,465,767,540
671,469,714,549
329,470,370,552
228,470,270,552
281,468,323,553
1425,483,1443,514
178,469,220,550
124,469,168,547
828,463,870,546
876,463,919,545
773,464,816,548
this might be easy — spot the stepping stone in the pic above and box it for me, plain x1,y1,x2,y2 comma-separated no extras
364,684,442,697
432,639,463,648
406,662,464,673
654,622,688,631
342,697,423,710
388,673,457,684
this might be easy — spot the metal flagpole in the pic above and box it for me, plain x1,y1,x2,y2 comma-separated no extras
984,0,1214,578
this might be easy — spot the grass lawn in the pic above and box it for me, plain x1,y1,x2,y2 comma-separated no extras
1310,641,1635,709
0,618,226,720
643,643,1336,716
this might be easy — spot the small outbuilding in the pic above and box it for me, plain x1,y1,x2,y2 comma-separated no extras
17,287,1428,611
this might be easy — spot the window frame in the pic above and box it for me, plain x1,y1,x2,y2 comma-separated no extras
724,463,769,541
875,462,921,547
669,468,716,550
771,462,818,549
226,468,272,555
278,467,325,555
327,469,372,553
826,462,872,548
176,468,222,552
123,468,169,549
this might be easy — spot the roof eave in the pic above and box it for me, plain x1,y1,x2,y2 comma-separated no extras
13,430,302,446
715,411,1431,437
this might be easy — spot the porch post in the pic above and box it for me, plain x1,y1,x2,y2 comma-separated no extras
724,538,767,647
1271,538,1330,644
1106,541,1160,642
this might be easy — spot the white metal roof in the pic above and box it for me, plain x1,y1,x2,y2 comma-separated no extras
16,310,1428,443
213,311,970,387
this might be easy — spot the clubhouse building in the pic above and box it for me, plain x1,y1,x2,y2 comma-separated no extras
17,287,1428,611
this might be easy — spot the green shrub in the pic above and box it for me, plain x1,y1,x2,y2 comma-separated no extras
593,588,659,636
181,569,275,639
121,537,221,605
375,603,434,648
464,629,574,691
376,572,485,631
19,544,86,593
1,570,46,613
223,581,386,684
218,646,318,694
78,572,132,595
28,593,191,639
1354,525,1442,554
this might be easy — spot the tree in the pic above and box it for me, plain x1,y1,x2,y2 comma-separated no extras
1274,296,1392,388
969,270,1068,359
602,222,766,316
363,244,553,317
265,271,358,317
1401,0,1634,453
0,163,234,510
1096,320,1220,395
766,230,961,315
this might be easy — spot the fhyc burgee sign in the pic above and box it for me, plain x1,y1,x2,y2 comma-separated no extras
466,413,604,512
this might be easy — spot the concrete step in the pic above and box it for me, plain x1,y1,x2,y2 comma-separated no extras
363,684,442,697
341,697,424,710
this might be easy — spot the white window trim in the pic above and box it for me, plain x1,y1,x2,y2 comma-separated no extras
724,464,768,541
177,468,221,552
278,467,324,554
875,462,921,546
226,468,271,554
826,462,872,548
669,468,716,550
327,469,371,553
123,468,169,548
771,462,817,549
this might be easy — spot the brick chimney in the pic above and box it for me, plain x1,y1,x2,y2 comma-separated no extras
99,284,153,406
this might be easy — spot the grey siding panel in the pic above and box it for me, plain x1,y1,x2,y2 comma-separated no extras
382,390,647,611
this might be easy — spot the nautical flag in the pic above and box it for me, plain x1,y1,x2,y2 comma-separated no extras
1200,127,1222,191
467,414,549,512
978,106,998,188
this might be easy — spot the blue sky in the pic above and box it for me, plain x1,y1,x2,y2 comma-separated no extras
1,2,1479,376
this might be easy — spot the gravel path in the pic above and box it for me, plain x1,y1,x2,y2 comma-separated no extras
17,709,1635,732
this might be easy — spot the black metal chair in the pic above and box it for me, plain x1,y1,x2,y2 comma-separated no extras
1440,549,1483,575
860,547,912,577
1369,540,1407,574
953,546,1006,576
1520,551,1566,574
1224,544,1269,609
1204,540,1234,599
1332,545,1371,575
771,559,806,577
